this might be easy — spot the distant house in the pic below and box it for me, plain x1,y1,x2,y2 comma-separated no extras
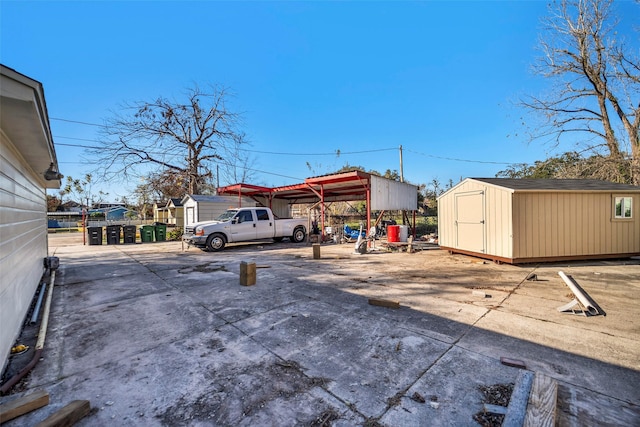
153,198,185,227
181,194,257,228
0,65,62,372
88,206,136,221
438,178,640,264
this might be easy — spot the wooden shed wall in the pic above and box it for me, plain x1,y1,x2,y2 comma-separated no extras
438,179,513,258
0,132,48,372
512,192,640,259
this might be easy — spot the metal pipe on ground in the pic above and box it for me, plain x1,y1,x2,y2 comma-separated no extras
0,270,56,394
30,280,48,325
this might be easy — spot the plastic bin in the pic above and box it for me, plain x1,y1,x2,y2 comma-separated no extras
87,226,102,245
106,225,122,245
140,225,155,243
123,225,137,244
154,223,167,242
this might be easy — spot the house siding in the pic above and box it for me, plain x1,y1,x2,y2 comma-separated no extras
0,132,47,371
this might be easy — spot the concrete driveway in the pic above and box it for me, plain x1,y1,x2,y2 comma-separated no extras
2,233,639,426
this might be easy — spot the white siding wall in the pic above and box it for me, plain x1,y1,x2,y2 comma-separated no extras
197,197,257,222
0,132,47,371
183,196,258,227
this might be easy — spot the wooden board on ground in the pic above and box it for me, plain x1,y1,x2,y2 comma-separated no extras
0,389,49,423
368,298,400,309
35,400,91,427
502,370,534,427
524,373,557,427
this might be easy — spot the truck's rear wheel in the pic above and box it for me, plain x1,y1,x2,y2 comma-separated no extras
206,233,226,251
291,227,306,243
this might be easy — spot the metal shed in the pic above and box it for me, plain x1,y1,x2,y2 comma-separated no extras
438,178,640,264
181,195,257,228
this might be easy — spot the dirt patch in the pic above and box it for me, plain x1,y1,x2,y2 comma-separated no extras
472,382,514,427
178,263,228,274
157,359,333,425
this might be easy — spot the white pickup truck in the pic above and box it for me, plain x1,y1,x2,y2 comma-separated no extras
182,207,307,251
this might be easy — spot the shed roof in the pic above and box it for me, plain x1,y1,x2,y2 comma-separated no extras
471,178,640,192
168,198,183,207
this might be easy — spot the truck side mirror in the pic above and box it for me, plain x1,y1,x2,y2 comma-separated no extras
232,218,238,224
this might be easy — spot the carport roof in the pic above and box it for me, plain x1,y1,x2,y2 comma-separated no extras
217,170,373,204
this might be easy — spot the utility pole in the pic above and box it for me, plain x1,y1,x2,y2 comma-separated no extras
399,145,404,183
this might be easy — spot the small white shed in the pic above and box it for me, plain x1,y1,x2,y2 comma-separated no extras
438,178,640,264
181,195,257,228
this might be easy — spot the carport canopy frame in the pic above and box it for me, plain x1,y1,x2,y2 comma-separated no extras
217,170,419,239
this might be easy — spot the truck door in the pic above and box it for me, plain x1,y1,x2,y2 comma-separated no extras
230,210,257,241
255,209,274,239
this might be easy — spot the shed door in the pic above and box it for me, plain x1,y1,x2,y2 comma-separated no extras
455,191,485,253
186,207,195,227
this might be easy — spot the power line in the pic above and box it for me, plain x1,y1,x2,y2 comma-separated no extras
404,148,519,166
51,117,104,127
55,135,523,165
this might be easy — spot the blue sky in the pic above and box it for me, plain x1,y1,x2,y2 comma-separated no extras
2,1,636,201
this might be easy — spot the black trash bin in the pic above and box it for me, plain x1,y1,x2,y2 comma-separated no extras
106,225,122,245
123,225,137,244
87,226,102,245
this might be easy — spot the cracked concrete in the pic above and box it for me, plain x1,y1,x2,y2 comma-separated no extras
1,233,638,426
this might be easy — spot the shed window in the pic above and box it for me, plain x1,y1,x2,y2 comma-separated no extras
614,197,632,219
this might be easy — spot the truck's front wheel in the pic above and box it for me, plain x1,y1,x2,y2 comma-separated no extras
291,227,306,243
206,233,226,251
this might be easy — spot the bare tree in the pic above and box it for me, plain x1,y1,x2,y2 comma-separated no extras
59,174,108,209
218,132,257,186
521,0,639,184
93,85,249,194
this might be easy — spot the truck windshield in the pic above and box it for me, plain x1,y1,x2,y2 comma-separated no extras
216,210,238,221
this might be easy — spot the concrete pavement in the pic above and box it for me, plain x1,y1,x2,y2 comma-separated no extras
1,233,639,426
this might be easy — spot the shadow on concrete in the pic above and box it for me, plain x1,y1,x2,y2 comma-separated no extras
2,240,639,426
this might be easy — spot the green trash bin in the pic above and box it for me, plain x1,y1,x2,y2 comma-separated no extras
140,225,155,243
154,222,167,242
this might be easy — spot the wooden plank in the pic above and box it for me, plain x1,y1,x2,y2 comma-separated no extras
0,389,49,423
483,403,508,415
524,373,557,427
503,370,534,427
368,298,400,309
35,400,91,427
500,356,527,369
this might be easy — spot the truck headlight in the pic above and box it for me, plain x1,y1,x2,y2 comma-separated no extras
195,227,204,236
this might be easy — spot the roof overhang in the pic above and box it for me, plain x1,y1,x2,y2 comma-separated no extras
1,65,61,189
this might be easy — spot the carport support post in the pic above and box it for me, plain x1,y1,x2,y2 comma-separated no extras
240,261,256,286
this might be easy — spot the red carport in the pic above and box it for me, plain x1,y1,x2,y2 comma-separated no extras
217,170,418,241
